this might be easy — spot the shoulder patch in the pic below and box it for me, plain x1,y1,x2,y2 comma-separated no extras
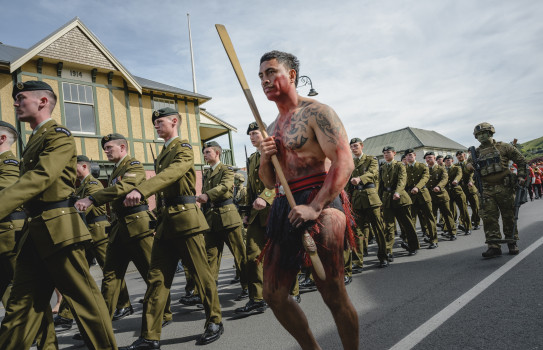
3,159,19,166
181,143,192,149
54,127,71,136
130,161,141,165
89,181,99,185
373,157,378,160
228,166,234,170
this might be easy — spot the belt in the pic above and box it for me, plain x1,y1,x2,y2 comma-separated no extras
210,198,234,208
0,211,27,223
164,196,196,206
116,204,148,218
87,215,108,224
25,198,74,217
356,183,376,190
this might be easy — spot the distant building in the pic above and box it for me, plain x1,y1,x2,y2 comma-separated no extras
0,17,237,183
361,126,467,162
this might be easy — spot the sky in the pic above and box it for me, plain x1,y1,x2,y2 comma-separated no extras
1,0,542,166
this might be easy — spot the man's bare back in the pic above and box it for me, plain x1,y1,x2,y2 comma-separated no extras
257,51,358,350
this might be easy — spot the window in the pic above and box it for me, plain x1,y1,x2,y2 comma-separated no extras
153,98,175,111
63,82,96,134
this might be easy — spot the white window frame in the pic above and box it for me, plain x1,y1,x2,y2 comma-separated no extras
62,82,96,135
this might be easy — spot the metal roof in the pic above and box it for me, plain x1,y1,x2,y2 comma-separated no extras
362,126,467,156
134,75,210,101
0,44,27,64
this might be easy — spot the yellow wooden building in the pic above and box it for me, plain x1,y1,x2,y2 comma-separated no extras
0,17,237,181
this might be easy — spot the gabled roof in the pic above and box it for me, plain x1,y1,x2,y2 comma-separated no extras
362,126,467,156
8,17,142,94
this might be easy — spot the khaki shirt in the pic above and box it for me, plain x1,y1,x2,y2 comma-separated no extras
75,174,109,245
346,154,382,209
202,162,242,230
136,138,208,239
427,165,450,202
379,160,412,208
405,162,432,204
246,151,275,227
92,155,152,243
0,120,90,258
445,165,464,197
0,151,24,254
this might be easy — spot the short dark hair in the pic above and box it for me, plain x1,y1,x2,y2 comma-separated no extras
260,50,300,87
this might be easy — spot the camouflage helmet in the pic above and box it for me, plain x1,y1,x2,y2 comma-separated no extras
473,122,495,137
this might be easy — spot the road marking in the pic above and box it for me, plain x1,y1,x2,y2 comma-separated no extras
389,235,543,350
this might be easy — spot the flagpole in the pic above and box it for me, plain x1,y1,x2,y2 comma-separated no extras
187,13,197,93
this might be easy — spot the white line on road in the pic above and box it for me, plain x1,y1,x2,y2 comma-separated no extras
389,235,543,350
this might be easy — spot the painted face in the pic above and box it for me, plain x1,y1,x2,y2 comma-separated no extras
249,130,263,148
383,150,395,162
350,142,363,157
425,155,436,167
154,116,176,139
13,91,40,123
103,141,124,163
258,58,292,101
476,131,491,143
405,153,416,163
203,147,219,165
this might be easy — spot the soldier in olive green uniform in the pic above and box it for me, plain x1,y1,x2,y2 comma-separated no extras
467,122,527,258
456,150,481,229
443,155,472,235
235,122,276,314
424,152,458,240
345,138,388,268
75,133,172,325
0,121,26,306
0,81,116,349
55,155,132,327
379,146,419,256
404,149,438,248
198,141,248,300
232,172,248,283
119,108,223,349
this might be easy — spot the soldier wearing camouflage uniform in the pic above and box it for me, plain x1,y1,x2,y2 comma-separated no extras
467,122,526,258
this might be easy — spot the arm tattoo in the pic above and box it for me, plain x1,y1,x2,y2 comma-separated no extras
302,104,341,145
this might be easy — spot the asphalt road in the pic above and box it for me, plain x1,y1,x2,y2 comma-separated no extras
2,199,542,349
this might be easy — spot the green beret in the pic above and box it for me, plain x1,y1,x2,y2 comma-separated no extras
456,150,464,156
152,107,178,123
424,151,435,158
0,121,18,136
12,81,54,99
101,133,126,149
382,146,395,152
350,137,363,145
203,141,221,151
247,121,267,135
404,148,415,156
444,155,453,161
77,155,91,163
436,155,443,160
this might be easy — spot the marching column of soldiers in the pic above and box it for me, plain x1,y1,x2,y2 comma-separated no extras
0,81,530,350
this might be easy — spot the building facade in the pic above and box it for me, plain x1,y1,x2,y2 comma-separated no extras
0,17,237,183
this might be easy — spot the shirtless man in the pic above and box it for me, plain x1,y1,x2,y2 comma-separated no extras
259,50,358,349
